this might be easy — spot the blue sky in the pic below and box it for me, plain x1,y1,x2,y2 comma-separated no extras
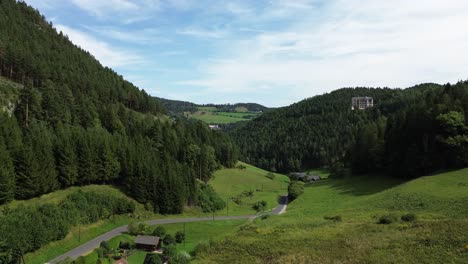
24,0,468,107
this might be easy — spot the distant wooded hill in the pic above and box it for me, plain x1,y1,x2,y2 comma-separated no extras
158,98,270,124
230,82,468,178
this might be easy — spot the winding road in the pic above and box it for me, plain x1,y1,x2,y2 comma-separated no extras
47,195,288,263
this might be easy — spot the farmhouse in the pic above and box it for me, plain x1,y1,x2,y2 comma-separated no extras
208,124,221,130
290,172,321,182
135,235,161,251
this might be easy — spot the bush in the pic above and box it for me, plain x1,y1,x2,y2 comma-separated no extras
95,247,104,258
152,226,166,237
401,213,417,222
196,182,226,212
192,241,210,257
175,231,185,243
265,172,275,180
163,234,176,245
378,214,398,224
288,181,304,201
261,214,270,220
144,202,154,212
143,253,162,264
163,244,177,260
119,241,131,250
100,241,111,252
236,164,246,170
253,200,267,212
324,215,342,222
171,252,190,264
128,222,149,235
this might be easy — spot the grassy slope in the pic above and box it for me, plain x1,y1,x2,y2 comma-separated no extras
194,169,468,264
210,162,290,215
188,106,261,124
9,163,287,263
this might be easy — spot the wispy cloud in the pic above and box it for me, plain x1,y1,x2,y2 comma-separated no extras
83,26,170,44
56,24,144,67
179,0,468,106
177,28,228,39
70,0,161,21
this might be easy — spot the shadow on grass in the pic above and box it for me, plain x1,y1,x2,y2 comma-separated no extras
305,174,406,196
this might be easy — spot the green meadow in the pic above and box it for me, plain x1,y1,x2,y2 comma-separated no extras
210,162,290,215
194,169,468,263
187,106,262,124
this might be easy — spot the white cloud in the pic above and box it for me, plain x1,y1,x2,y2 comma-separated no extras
70,0,161,21
83,26,170,44
180,0,468,106
55,24,144,68
177,28,228,39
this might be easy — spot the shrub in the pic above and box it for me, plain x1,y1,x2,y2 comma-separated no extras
236,164,246,170
266,172,275,180
163,234,176,245
95,247,104,258
144,202,154,212
253,200,267,212
175,231,185,243
100,241,111,252
152,226,166,237
378,214,398,224
119,241,130,250
261,214,270,220
288,181,304,201
128,222,149,235
196,182,226,212
324,215,342,222
192,241,210,257
163,244,177,260
401,213,417,222
171,252,190,264
143,253,162,264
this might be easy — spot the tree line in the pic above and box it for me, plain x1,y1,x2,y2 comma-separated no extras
0,190,136,263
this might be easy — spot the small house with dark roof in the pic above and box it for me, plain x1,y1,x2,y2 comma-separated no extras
135,235,161,251
290,172,321,183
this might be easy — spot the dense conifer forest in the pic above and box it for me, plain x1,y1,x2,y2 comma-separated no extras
230,83,468,178
0,0,238,212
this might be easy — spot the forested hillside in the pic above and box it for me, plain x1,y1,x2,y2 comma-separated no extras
0,0,238,213
231,82,468,178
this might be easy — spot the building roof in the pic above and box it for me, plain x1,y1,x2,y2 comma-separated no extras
135,235,160,246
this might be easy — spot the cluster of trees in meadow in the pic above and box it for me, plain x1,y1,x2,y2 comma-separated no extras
0,190,135,263
0,0,238,213
232,82,468,178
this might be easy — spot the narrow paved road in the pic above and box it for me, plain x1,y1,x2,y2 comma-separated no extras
47,195,288,263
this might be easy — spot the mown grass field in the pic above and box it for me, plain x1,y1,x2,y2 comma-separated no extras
210,162,290,215
194,169,468,263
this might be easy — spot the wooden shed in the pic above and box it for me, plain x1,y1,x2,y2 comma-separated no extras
135,235,161,251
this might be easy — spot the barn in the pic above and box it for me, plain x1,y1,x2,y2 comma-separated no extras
135,235,161,251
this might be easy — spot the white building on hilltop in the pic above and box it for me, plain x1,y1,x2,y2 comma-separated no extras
352,97,374,110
